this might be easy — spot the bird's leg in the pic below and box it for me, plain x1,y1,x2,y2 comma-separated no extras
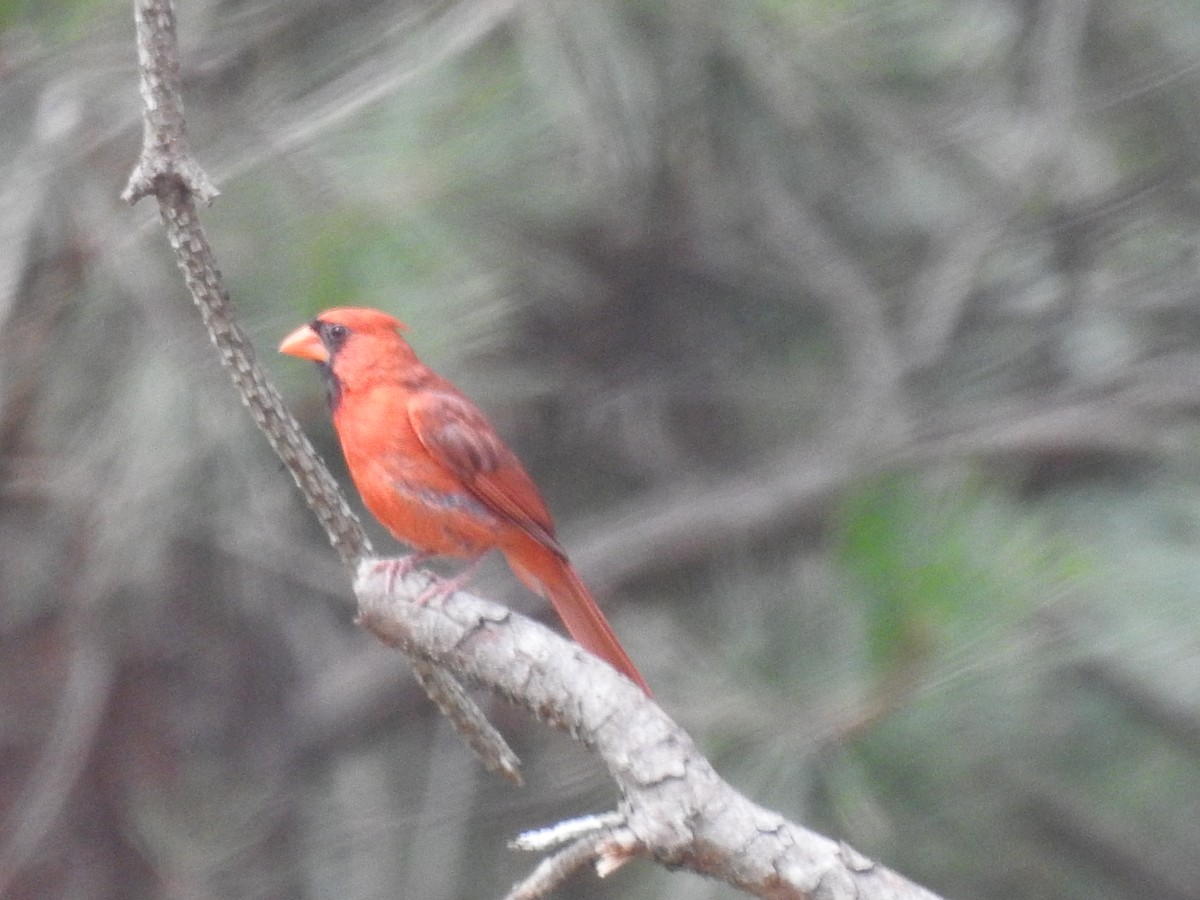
413,556,486,606
372,553,431,596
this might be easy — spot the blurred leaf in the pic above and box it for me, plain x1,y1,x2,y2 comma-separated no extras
7,0,112,41
835,473,947,677
835,472,1069,680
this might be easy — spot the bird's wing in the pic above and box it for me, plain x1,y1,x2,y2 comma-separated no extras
406,388,565,555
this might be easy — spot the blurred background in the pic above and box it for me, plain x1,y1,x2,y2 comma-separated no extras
4,0,1200,897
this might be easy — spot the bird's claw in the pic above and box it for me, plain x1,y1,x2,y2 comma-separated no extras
372,554,428,596
372,555,483,606
412,557,485,606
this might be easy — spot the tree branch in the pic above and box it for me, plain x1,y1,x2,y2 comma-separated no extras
120,0,520,784
356,562,944,900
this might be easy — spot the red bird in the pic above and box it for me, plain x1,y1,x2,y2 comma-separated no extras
280,307,650,694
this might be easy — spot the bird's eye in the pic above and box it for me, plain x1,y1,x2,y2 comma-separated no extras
321,322,350,350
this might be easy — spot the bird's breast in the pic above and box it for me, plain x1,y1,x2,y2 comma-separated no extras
356,468,504,558
334,398,503,557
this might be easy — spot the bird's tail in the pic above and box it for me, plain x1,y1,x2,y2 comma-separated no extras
504,543,651,695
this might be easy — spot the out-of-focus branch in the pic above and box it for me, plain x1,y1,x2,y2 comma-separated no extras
1014,769,1200,900
0,609,114,898
575,388,1166,596
752,168,913,447
356,562,945,900
120,0,520,784
121,0,361,567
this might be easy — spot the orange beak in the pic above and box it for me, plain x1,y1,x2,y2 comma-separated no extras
279,323,329,363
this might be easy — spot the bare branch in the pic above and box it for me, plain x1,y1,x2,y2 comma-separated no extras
356,562,945,900
120,0,520,785
506,833,606,900
121,0,216,206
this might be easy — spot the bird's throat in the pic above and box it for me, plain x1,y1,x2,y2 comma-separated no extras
318,362,342,413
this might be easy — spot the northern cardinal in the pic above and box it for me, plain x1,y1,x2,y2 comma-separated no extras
280,307,650,694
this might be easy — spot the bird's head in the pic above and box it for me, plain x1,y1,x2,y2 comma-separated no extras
279,307,415,410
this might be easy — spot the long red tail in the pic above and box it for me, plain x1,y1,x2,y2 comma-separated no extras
503,543,651,695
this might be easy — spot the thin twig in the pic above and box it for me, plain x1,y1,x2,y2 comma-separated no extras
120,0,520,784
505,835,604,900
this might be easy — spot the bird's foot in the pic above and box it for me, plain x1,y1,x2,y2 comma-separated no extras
372,554,430,596
412,558,485,606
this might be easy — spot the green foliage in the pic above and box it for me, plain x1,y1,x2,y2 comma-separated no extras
818,474,1200,899
3,0,113,41
0,0,21,32
835,472,1066,680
